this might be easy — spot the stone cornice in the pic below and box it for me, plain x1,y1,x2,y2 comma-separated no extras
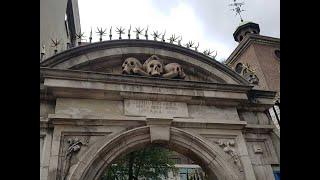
226,34,280,65
40,39,250,85
40,67,253,93
47,114,247,130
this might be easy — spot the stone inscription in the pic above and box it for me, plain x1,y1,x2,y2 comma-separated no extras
124,99,188,118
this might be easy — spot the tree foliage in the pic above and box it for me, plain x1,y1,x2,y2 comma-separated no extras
100,146,177,180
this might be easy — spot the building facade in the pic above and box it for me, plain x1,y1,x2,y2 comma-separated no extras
225,21,280,133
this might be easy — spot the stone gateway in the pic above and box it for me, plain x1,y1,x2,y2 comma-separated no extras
40,40,279,180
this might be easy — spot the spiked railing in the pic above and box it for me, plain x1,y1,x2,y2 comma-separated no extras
41,25,220,61
96,27,107,42
115,26,125,39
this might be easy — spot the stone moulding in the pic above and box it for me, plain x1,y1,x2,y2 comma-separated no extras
40,39,250,85
67,126,243,180
40,67,252,92
225,34,280,65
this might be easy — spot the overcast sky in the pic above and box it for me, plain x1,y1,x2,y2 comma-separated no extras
78,0,279,61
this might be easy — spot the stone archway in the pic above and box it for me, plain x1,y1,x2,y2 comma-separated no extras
68,126,243,180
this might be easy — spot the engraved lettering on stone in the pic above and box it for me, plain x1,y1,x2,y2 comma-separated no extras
124,100,188,118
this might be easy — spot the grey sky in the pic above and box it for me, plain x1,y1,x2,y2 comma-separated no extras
78,0,279,61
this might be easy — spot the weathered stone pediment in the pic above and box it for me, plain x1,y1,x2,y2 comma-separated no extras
40,40,249,85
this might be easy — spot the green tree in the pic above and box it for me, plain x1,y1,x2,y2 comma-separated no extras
100,146,178,180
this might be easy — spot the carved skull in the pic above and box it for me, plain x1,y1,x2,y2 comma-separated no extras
146,60,163,76
163,63,186,79
143,55,164,76
122,57,143,75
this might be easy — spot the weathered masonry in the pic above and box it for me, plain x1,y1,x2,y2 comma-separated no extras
40,40,280,180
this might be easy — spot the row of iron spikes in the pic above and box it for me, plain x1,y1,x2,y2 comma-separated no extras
78,26,217,58
43,26,217,59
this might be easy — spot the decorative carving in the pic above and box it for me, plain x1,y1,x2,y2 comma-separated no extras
163,63,186,79
253,144,263,154
242,63,259,84
122,57,148,76
62,137,87,180
121,55,186,79
214,139,242,170
143,55,164,76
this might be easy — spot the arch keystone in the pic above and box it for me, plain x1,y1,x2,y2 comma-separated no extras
146,117,173,143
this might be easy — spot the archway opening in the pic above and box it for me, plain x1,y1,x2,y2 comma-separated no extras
69,127,242,180
99,143,217,180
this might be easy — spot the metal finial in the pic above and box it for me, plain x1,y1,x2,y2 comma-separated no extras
76,30,85,45
145,26,149,40
167,34,180,44
161,30,166,42
96,27,107,42
185,41,194,48
116,26,125,39
89,28,92,43
50,38,60,54
178,36,182,46
203,49,213,56
152,30,161,41
109,26,112,40
195,42,199,51
213,50,217,59
41,44,46,54
128,25,131,39
134,27,144,39
229,0,245,22
40,44,46,61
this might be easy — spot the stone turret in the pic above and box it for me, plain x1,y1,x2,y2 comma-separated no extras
233,21,260,42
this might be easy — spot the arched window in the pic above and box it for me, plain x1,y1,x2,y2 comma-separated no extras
235,63,243,74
